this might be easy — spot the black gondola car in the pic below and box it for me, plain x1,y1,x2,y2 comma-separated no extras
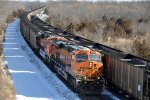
103,53,150,100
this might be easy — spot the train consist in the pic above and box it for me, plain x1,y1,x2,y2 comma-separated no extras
20,7,150,99
20,9,104,94
36,31,104,93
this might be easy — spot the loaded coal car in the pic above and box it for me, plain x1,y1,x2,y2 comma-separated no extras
36,31,104,94
20,12,41,49
103,53,150,100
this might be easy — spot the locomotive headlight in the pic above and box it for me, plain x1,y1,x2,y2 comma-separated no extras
84,76,87,79
89,62,93,67
97,77,100,79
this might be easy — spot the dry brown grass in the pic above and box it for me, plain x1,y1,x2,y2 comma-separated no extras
0,1,27,26
0,24,16,100
6,9,26,24
0,25,5,55
131,37,150,60
46,1,150,60
0,55,16,100
0,25,16,100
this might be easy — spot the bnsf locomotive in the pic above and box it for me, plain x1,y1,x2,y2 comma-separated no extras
36,31,104,93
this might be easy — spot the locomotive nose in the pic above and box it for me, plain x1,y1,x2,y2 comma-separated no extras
89,61,103,69
88,61,103,77
76,61,103,79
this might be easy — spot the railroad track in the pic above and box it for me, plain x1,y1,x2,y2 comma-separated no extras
20,7,150,100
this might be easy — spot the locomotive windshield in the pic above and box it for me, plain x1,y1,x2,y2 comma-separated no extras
89,54,101,62
76,54,88,60
76,54,88,63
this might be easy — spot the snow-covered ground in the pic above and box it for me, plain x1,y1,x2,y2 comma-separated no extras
3,19,80,100
3,19,124,100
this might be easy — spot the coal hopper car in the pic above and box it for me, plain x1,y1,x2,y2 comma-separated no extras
104,53,150,100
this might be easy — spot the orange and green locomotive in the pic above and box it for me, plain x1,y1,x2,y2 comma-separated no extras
36,31,104,93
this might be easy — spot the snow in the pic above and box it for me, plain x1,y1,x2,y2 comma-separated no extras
3,19,80,100
3,19,125,100
101,87,120,100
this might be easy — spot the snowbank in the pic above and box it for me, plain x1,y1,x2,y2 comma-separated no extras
3,19,79,100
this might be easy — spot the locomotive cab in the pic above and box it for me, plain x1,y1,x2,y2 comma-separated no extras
73,49,103,80
70,49,104,93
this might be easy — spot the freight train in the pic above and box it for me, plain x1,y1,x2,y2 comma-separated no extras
36,31,104,93
20,7,104,94
20,7,150,99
